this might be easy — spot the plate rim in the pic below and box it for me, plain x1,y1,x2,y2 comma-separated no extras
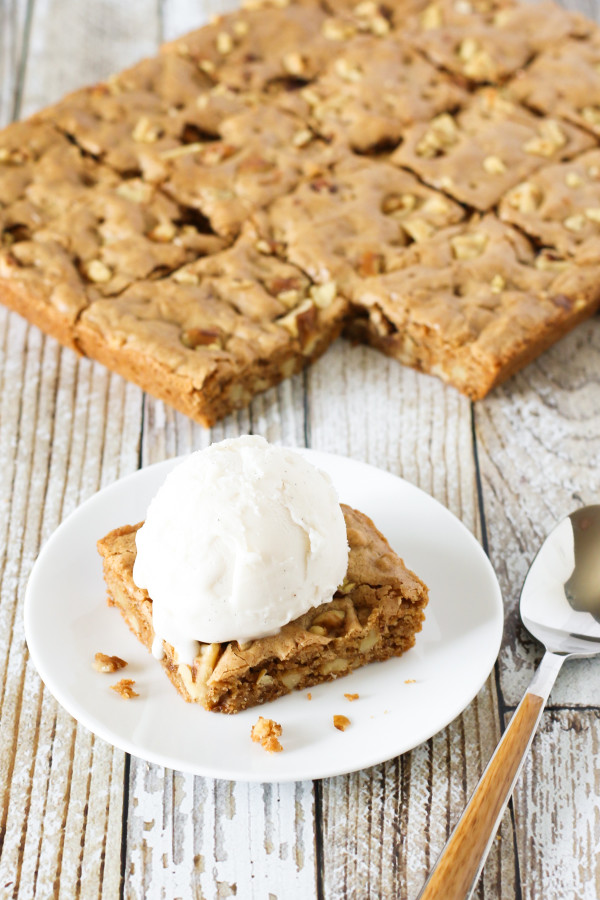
24,448,504,782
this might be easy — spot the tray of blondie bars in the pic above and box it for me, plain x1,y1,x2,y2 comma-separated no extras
2,0,600,425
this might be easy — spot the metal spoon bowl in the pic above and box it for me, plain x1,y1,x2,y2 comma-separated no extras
417,505,600,900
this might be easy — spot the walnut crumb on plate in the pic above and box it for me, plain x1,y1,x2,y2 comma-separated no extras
334,715,351,731
251,716,283,753
94,652,127,673
110,678,139,699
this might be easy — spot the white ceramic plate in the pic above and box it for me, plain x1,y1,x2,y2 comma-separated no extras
25,450,503,782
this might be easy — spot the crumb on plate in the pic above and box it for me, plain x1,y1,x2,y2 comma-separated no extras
333,714,351,732
307,692,312,700
110,678,139,699
251,716,283,753
404,678,416,684
344,693,359,701
94,652,128,673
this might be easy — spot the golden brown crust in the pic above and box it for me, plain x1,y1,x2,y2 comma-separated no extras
97,505,429,713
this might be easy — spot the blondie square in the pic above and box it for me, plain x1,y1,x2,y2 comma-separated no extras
392,89,594,210
347,215,600,399
97,504,429,713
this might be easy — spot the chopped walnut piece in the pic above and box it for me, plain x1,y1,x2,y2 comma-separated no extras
506,182,542,214
344,693,359,701
333,714,351,731
251,716,283,752
565,172,584,188
310,281,337,308
450,232,488,260
490,274,505,293
85,260,112,283
216,31,234,55
523,120,566,157
283,51,305,76
322,18,356,41
0,147,27,165
94,652,128,673
421,2,442,29
564,214,586,232
416,114,458,158
110,678,139,699
312,608,345,629
132,116,162,143
482,155,506,174
181,327,223,349
148,221,177,243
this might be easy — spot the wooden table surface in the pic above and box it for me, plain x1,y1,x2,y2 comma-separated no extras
1,1,600,897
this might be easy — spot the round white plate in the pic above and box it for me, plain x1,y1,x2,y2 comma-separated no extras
25,449,503,782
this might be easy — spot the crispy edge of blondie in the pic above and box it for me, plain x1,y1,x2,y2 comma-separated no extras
76,311,344,426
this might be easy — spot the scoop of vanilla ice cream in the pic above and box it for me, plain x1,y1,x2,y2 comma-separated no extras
132,436,349,664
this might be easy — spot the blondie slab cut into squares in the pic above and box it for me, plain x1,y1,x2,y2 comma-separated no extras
97,505,429,714
2,0,600,418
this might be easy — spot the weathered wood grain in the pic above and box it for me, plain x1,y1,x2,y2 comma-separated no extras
0,309,143,898
474,320,600,708
307,340,519,898
160,0,241,42
0,0,31,125
124,767,317,899
510,709,600,900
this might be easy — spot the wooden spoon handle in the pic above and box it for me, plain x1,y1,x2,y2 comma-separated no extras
417,651,565,900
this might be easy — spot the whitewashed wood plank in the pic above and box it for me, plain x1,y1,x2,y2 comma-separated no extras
306,339,517,897
306,340,479,532
160,0,241,43
21,0,160,118
125,767,317,899
474,320,600,708
0,325,142,898
510,709,600,900
0,0,30,125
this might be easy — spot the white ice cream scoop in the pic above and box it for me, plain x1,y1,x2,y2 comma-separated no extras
133,436,349,663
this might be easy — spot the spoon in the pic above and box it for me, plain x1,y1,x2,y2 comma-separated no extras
417,505,600,900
